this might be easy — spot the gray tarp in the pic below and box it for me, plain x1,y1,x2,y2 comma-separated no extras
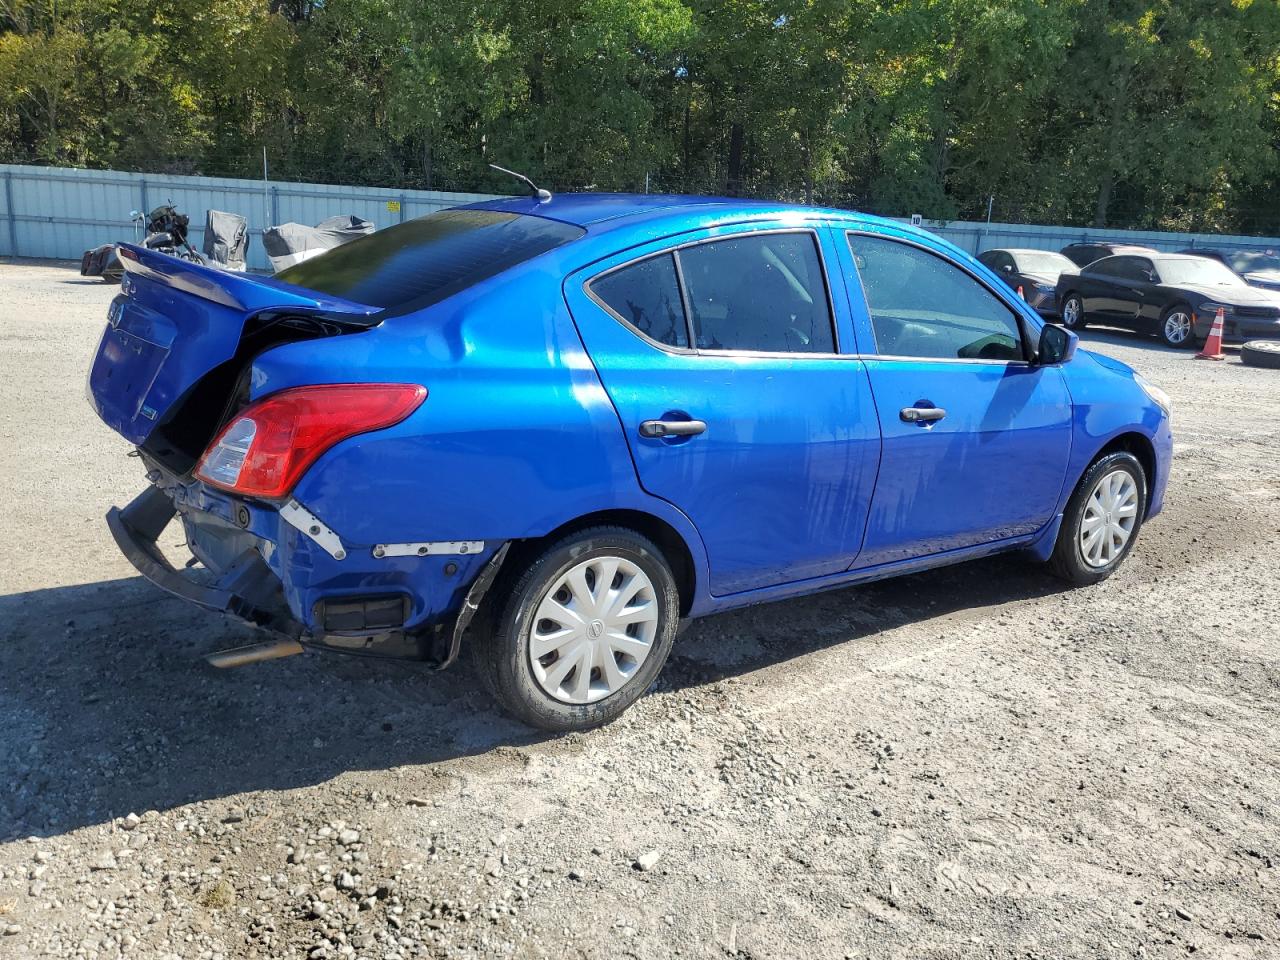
261,215,374,273
202,209,249,271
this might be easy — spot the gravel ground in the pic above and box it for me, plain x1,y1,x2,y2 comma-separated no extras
1,258,1278,960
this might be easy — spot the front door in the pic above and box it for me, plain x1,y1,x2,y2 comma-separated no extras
836,229,1073,567
564,224,881,596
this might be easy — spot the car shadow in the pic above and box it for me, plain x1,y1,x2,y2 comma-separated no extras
1,554,1069,840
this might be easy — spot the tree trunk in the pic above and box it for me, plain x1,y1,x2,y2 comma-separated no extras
726,122,745,196
1093,170,1113,228
682,99,691,191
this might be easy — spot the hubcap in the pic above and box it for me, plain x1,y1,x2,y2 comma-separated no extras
1079,469,1139,568
1164,312,1192,344
528,556,658,704
1063,298,1081,327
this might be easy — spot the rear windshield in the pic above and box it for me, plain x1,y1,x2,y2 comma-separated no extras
275,209,584,313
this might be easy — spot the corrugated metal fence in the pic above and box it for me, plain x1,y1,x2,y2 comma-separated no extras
4,162,1280,270
0,163,498,270
910,218,1280,258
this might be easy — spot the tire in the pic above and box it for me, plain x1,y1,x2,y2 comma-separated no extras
1060,293,1086,331
1241,340,1280,369
470,526,680,731
1159,304,1196,348
1048,452,1147,586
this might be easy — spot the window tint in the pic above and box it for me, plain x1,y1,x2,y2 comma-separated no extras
1063,245,1103,267
678,232,834,353
1088,257,1126,277
1130,258,1156,282
590,253,689,348
847,234,1025,362
276,210,584,315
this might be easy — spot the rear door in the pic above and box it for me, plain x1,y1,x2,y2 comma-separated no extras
1078,257,1130,320
834,228,1072,566
1099,256,1151,326
564,223,881,596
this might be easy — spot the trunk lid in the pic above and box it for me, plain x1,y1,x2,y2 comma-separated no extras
88,243,379,446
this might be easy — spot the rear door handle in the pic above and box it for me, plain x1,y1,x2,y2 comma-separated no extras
639,419,707,438
900,406,946,423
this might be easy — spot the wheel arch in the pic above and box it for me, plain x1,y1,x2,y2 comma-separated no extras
1089,431,1157,517
508,509,699,617
1059,289,1084,324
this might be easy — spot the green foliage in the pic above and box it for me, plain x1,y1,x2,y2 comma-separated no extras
1,0,1278,233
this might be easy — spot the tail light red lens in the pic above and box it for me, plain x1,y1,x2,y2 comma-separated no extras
195,383,427,499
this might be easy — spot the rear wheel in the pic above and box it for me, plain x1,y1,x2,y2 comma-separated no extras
470,526,679,731
1160,304,1196,348
1061,293,1086,330
1048,452,1147,586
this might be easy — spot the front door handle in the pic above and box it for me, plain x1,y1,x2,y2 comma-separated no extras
900,406,946,423
639,419,707,438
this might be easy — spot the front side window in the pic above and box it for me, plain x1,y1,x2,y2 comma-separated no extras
848,234,1025,362
589,253,689,348
679,233,835,353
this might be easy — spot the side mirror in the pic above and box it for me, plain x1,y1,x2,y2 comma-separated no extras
1001,264,1013,273
1037,323,1078,365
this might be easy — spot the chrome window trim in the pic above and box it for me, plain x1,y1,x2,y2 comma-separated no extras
583,226,842,359
864,354,1032,367
844,229,1035,365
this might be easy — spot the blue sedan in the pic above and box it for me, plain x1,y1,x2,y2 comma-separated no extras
88,193,1172,730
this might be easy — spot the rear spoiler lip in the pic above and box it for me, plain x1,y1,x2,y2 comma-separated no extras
116,243,381,321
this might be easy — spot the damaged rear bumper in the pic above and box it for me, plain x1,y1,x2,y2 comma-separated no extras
108,485,301,635
107,483,508,669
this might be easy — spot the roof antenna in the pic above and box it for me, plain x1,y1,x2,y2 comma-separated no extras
489,163,552,202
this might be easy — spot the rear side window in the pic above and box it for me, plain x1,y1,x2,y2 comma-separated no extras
588,230,836,354
1088,257,1126,277
589,253,689,348
680,233,835,353
276,210,584,314
848,234,1024,362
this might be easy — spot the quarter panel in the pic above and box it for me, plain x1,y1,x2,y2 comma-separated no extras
255,261,708,570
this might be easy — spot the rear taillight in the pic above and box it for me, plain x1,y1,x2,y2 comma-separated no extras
195,383,426,499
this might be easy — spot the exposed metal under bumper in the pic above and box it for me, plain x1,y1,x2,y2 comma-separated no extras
107,485,301,637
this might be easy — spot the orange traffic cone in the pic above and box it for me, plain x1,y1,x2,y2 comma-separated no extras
1195,307,1226,360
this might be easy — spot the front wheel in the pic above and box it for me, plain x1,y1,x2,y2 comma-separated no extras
1048,452,1147,586
1160,305,1196,348
470,526,680,731
1061,293,1086,330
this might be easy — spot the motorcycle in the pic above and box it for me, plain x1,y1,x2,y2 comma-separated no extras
81,200,206,283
